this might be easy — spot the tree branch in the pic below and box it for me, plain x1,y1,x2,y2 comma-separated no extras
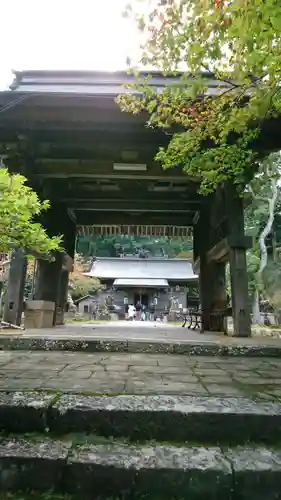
248,184,268,203
200,63,241,89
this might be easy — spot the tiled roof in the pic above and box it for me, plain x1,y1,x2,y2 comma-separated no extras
74,294,96,304
9,70,228,97
85,257,197,281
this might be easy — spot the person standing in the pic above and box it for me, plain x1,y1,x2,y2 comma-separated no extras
149,301,156,322
135,300,142,321
128,304,136,320
124,297,129,320
141,304,146,321
124,302,129,320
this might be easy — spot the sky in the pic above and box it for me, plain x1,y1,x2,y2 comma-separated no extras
0,0,140,90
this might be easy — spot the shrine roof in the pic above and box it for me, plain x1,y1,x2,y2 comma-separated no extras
85,257,197,281
9,69,228,97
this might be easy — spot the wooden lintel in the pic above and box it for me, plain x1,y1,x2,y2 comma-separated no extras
228,234,252,250
75,211,193,226
35,172,197,182
206,235,252,264
207,238,229,263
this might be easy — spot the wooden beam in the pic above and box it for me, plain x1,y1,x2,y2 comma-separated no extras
75,211,193,226
74,207,194,214
58,192,200,202
207,238,229,263
0,124,166,141
34,171,196,181
64,199,199,211
32,159,196,180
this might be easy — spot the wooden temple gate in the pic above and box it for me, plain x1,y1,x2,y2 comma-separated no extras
0,70,279,335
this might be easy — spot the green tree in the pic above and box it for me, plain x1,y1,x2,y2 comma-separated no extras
118,0,281,193
69,254,103,301
76,234,193,258
245,152,281,321
70,276,103,301
262,261,281,321
0,168,61,256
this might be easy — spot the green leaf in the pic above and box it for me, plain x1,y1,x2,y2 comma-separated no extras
0,168,62,256
118,0,281,194
270,16,281,31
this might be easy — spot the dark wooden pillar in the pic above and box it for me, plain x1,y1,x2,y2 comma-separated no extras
200,259,227,332
195,190,229,333
225,183,251,337
55,269,69,325
3,248,27,326
199,255,213,331
33,203,76,326
229,247,250,336
55,212,76,325
194,201,212,332
195,183,250,336
33,253,63,325
195,196,226,333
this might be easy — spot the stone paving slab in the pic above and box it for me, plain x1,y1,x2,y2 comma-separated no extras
4,320,281,344
1,351,281,402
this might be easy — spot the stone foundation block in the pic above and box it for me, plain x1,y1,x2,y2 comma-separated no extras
24,300,55,329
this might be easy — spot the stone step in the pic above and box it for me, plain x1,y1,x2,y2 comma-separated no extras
2,495,71,500
1,435,281,499
2,334,281,357
1,392,281,445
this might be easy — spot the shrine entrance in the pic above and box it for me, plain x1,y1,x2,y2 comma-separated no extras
0,70,261,337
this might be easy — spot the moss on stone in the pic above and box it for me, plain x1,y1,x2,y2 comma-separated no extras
2,493,72,500
2,494,160,500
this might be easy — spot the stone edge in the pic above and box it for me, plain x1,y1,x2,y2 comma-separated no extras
1,336,281,357
1,438,281,498
1,393,281,443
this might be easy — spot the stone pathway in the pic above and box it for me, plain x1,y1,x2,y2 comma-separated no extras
3,320,281,346
1,350,281,399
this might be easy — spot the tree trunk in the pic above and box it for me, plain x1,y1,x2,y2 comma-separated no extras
254,178,278,323
252,290,262,324
67,292,76,314
258,179,278,277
